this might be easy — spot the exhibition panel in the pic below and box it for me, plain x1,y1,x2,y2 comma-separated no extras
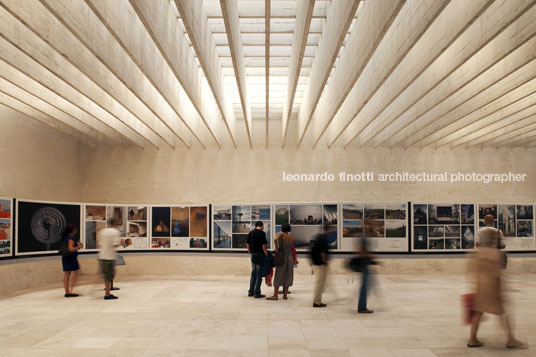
341,202,408,252
16,200,81,255
412,203,476,251
150,205,209,250
275,203,338,251
477,203,535,251
0,197,12,257
212,204,272,250
84,204,150,250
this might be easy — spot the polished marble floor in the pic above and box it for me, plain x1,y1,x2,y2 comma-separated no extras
0,273,535,356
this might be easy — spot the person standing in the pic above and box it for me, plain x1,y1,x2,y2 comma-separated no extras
467,214,526,348
61,224,82,297
246,221,268,298
311,225,330,307
98,227,121,300
267,223,295,300
357,236,375,313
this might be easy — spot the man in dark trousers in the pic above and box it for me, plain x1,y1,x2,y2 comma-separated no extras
246,221,268,298
311,224,330,307
358,236,376,313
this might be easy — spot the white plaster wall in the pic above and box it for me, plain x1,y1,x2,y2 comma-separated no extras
81,146,536,204
0,113,83,201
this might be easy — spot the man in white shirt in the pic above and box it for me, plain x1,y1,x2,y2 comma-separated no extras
98,228,121,300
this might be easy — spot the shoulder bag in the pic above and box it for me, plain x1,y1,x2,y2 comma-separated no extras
273,237,284,266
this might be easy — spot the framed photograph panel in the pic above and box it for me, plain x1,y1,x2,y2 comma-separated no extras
212,204,272,251
412,203,476,252
17,199,81,255
0,198,12,257
341,202,408,252
150,205,209,250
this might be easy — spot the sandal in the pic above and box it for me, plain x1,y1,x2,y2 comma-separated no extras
467,341,483,348
283,295,288,300
266,296,278,300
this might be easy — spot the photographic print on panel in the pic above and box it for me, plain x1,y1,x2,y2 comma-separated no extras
478,204,534,250
386,203,406,220
462,226,475,249
413,204,427,225
232,234,248,249
276,203,337,250
189,206,207,238
127,206,147,239
153,205,209,250
232,205,251,234
479,204,497,220
498,205,516,237
17,200,81,254
290,204,322,225
152,206,171,237
429,204,460,225
214,220,231,248
343,202,407,252
85,205,105,249
107,206,126,236
275,205,289,225
0,198,12,256
343,220,363,238
516,205,533,220
213,205,270,250
517,220,533,238
252,205,270,221
412,203,474,252
171,207,189,237
343,204,362,220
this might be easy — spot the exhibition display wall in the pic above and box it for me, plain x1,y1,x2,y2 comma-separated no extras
8,199,536,256
0,198,12,257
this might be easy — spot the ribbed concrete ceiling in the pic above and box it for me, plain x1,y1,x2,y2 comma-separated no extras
0,0,535,150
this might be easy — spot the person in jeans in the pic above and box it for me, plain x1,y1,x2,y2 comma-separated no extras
358,236,376,313
311,225,330,307
98,227,121,300
246,221,268,298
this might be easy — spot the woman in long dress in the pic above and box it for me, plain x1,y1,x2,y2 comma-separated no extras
468,214,526,349
267,223,295,300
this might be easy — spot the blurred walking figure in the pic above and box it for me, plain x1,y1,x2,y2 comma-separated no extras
467,214,526,349
357,236,376,313
311,224,330,307
98,227,121,300
267,223,295,300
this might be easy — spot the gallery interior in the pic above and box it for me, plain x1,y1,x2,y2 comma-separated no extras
1,0,536,355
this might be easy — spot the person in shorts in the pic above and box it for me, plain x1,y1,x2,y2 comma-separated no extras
98,227,121,300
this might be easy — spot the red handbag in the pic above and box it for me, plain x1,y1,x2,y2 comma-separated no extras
461,293,475,325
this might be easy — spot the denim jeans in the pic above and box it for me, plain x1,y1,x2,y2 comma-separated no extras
358,267,369,311
249,254,264,297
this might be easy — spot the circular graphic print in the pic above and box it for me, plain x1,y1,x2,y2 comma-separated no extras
30,207,66,244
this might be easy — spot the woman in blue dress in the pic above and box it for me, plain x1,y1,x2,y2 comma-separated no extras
61,224,83,297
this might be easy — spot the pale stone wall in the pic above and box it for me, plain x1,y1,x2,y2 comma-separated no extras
2,254,536,298
81,146,536,204
0,114,82,201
